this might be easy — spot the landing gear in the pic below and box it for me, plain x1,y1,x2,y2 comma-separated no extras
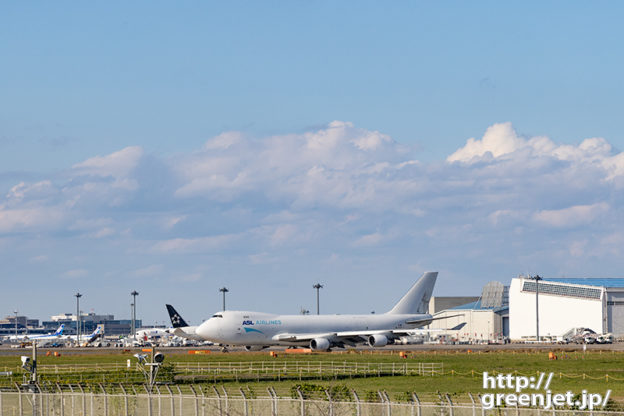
221,345,229,353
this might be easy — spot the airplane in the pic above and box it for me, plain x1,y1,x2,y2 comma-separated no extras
195,271,462,351
8,324,65,342
62,325,104,345
135,327,171,342
165,304,204,341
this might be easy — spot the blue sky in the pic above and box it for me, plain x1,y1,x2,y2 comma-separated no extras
2,2,624,325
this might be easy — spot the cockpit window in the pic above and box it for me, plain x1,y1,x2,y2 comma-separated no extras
212,314,223,318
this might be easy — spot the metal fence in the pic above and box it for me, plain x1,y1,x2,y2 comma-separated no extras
0,387,619,416
0,361,443,385
26,361,442,376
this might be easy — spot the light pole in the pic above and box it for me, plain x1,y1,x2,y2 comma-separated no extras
14,310,18,337
131,290,139,340
530,275,542,342
219,287,229,311
74,292,82,345
313,283,323,315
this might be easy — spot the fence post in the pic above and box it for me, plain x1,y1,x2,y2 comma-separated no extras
384,391,392,416
189,385,199,416
55,383,64,416
78,385,86,416
377,391,388,416
412,393,421,416
267,387,277,416
296,387,305,416
68,384,74,416
353,390,361,416
90,389,95,416
176,386,183,416
239,388,248,416
15,383,23,416
197,385,206,416
165,385,175,416
445,394,454,416
468,393,476,416
99,384,108,416
477,394,485,416
325,389,333,416
142,385,152,416
155,385,162,416
212,386,222,416
119,384,129,416
221,386,229,416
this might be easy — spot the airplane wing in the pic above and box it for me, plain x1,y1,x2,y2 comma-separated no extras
404,313,465,325
272,332,338,342
272,322,467,346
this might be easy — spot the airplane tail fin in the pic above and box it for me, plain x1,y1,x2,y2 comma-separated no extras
55,324,65,336
89,325,103,340
387,272,437,315
166,304,189,328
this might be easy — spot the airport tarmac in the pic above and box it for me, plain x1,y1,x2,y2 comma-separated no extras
0,342,623,356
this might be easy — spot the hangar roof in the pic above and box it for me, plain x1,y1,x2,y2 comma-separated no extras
450,299,508,313
542,278,624,288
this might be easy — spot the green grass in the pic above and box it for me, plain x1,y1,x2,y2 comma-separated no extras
1,348,623,404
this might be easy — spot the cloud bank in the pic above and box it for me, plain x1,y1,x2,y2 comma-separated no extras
2,121,624,318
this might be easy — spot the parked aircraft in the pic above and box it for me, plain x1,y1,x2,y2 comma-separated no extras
165,304,204,341
63,325,104,345
196,272,462,350
8,324,65,342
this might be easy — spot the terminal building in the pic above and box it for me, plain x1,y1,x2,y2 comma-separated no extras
509,276,624,340
42,312,142,336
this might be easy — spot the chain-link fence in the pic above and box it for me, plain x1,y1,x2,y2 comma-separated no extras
0,386,619,416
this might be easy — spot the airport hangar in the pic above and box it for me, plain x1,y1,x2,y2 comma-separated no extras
509,276,624,340
426,281,509,343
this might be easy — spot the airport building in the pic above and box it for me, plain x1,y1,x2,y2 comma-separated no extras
509,276,624,340
426,281,509,343
0,315,41,336
42,312,142,336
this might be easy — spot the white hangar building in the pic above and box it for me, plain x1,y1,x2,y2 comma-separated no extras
509,276,624,340
426,281,509,343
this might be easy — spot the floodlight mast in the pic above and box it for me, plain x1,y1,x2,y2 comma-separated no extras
131,290,139,340
529,275,543,342
219,287,229,311
313,283,323,315
75,292,82,345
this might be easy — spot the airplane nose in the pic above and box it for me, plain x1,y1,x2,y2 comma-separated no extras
197,320,218,341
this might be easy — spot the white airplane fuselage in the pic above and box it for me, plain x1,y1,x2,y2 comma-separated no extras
195,271,441,349
196,310,433,346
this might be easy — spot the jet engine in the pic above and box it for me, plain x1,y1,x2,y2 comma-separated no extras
309,338,331,351
367,334,389,347
244,345,268,351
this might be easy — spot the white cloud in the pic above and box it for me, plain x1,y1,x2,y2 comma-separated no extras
353,232,386,247
5,121,624,297
532,203,609,228
0,207,64,233
72,146,143,179
30,255,49,263
62,269,88,279
447,123,624,186
447,122,526,162
6,181,54,203
132,264,164,278
151,234,239,254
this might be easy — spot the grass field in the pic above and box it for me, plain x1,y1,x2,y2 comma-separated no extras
1,348,623,405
